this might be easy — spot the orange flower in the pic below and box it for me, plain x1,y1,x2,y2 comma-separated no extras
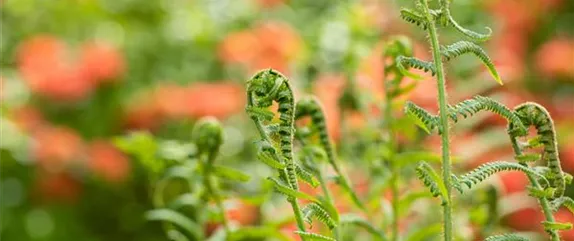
186,82,245,119
255,0,285,8
154,84,194,119
503,207,544,232
10,105,46,133
87,141,130,183
219,21,302,74
32,125,85,172
123,92,164,130
17,35,93,101
225,199,259,226
34,171,82,203
498,171,529,195
79,41,125,85
535,38,574,78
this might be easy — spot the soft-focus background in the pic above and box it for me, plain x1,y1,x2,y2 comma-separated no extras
1,0,573,240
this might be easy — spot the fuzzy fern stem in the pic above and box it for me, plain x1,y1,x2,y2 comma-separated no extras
420,0,453,239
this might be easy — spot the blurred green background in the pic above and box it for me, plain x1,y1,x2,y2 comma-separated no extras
1,0,573,240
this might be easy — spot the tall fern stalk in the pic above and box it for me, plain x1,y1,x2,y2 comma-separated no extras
400,0,573,240
420,1,454,238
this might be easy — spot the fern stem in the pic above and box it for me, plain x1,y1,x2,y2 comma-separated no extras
384,64,400,241
204,153,229,233
527,173,560,241
421,1,453,239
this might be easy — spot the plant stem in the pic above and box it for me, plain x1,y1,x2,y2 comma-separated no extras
204,155,230,234
421,1,453,240
384,70,400,241
527,174,560,241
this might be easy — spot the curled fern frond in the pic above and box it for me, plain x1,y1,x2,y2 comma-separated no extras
399,8,429,30
404,101,439,133
295,96,365,210
294,231,336,241
527,185,556,199
551,197,574,213
415,162,448,205
440,41,502,85
302,203,337,230
458,161,549,190
340,214,387,241
192,117,223,156
511,102,564,199
485,234,529,241
446,15,492,42
448,96,526,134
396,56,436,79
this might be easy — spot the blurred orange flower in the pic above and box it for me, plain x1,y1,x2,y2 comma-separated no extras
17,35,94,101
87,141,130,183
219,21,302,73
535,38,574,79
79,41,125,85
34,171,82,203
10,105,46,133
186,82,245,119
503,207,544,232
32,125,85,172
255,0,285,8
313,74,345,141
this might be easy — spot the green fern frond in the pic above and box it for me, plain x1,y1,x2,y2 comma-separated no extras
543,221,573,231
294,231,336,241
451,174,464,194
399,8,428,30
212,165,251,182
551,197,574,213
228,227,291,241
459,161,548,190
145,209,203,240
485,234,529,241
440,41,502,85
302,203,337,230
446,15,492,42
267,177,318,203
415,162,449,205
404,101,439,133
295,163,320,188
257,152,286,169
527,186,555,199
246,106,275,121
515,153,542,163
448,96,526,133
340,214,387,241
396,56,436,79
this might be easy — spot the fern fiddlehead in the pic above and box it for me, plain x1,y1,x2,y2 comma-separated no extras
192,117,229,233
246,69,308,238
295,96,365,210
510,103,565,198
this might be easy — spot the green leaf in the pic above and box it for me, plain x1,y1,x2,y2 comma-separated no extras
294,231,336,241
340,214,387,241
267,178,318,203
228,227,291,241
543,221,573,231
257,152,285,169
440,41,501,85
302,203,336,230
415,162,448,205
485,234,528,241
212,165,250,182
406,224,441,241
167,193,200,210
295,163,319,188
394,151,441,167
145,209,203,239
